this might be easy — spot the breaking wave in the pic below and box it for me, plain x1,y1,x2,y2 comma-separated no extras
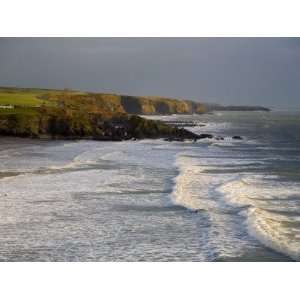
171,151,300,261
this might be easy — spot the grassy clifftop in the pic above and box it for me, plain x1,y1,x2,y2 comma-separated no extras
0,87,207,115
0,87,270,116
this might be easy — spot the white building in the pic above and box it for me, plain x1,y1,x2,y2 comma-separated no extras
0,104,14,109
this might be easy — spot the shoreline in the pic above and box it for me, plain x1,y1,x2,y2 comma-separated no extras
0,112,299,261
0,117,215,142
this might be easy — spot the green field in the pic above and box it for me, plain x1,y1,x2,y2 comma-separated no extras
0,91,46,106
0,88,54,107
0,106,38,115
0,87,83,110
0,86,208,116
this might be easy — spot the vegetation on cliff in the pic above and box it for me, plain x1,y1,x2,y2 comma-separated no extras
120,95,207,115
0,86,268,140
0,87,206,139
0,106,199,140
0,87,207,116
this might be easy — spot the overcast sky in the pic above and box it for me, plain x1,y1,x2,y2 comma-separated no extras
0,38,299,109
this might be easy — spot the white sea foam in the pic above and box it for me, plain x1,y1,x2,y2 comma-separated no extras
198,122,232,132
217,175,300,260
171,155,206,210
171,154,242,211
171,148,300,260
170,153,261,258
47,160,84,171
218,175,300,207
247,208,300,261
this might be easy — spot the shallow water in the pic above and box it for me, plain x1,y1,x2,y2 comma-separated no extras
0,111,299,261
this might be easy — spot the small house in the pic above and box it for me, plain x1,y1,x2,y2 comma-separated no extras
0,104,14,109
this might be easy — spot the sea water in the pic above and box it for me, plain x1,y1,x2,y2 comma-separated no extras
0,111,299,261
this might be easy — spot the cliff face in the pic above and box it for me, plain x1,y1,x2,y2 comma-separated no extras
0,87,270,120
40,92,207,115
41,92,126,116
0,88,206,139
120,95,207,115
0,107,199,140
0,87,270,140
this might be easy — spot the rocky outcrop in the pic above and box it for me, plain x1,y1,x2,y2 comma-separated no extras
232,135,243,140
0,108,202,141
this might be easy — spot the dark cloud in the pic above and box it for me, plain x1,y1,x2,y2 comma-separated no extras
0,37,299,109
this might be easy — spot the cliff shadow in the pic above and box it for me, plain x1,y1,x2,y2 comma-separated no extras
155,102,170,114
120,96,143,114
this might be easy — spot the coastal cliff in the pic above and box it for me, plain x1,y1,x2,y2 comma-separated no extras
0,87,270,116
120,95,207,114
40,91,207,115
0,108,199,140
0,88,201,140
0,87,269,140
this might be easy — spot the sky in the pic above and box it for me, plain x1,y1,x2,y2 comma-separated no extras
0,37,300,109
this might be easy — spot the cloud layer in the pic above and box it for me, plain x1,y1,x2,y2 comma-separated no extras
0,38,299,109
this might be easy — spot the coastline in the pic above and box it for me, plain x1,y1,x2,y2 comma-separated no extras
0,86,269,142
0,114,215,142
0,111,299,261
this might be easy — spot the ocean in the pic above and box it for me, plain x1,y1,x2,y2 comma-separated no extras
0,111,299,261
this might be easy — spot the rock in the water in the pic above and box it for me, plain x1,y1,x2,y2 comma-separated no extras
197,134,213,139
232,135,243,140
164,137,185,142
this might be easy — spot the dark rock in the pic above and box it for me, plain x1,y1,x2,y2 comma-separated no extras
164,137,185,142
215,136,224,140
193,209,204,213
197,134,213,139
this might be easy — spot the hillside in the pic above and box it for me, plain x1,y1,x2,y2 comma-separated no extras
0,87,207,115
0,87,270,115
